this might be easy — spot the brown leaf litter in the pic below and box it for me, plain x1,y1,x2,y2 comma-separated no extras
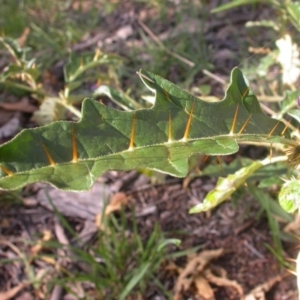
0,282,30,300
95,191,128,230
168,248,243,300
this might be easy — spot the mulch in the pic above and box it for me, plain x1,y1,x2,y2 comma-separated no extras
0,170,298,299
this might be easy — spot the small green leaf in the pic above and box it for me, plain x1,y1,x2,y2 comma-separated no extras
286,2,300,31
157,238,181,252
211,0,262,13
278,90,300,119
248,183,284,256
279,179,300,213
93,85,142,110
119,262,151,300
189,160,264,213
0,36,30,61
64,52,120,83
288,109,300,123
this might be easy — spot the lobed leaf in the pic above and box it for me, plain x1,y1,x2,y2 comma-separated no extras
0,68,291,191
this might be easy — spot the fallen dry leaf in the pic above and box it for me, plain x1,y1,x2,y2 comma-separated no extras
31,182,111,220
15,291,34,300
174,248,224,300
96,192,128,230
0,282,30,300
49,285,63,300
105,192,128,215
172,248,243,300
18,27,30,47
204,267,243,296
194,274,215,300
244,273,289,300
31,229,52,255
284,213,300,234
248,46,271,55
115,25,133,40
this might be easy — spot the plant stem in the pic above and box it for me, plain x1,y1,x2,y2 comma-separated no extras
3,80,46,97
59,100,82,119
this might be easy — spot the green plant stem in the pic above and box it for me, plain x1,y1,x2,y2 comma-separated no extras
260,155,288,166
234,136,297,147
67,57,117,82
260,103,297,132
138,20,195,67
3,78,82,119
3,80,46,97
59,100,82,119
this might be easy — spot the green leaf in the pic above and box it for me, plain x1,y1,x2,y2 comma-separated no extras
189,159,264,213
286,2,300,31
64,52,121,84
248,183,284,256
258,176,285,188
0,36,30,61
211,0,266,13
279,179,300,213
119,262,151,300
93,85,142,111
1,64,40,82
157,238,181,252
288,109,300,123
202,157,289,184
0,68,291,191
278,90,300,119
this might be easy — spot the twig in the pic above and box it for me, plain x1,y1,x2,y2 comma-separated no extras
260,102,297,131
138,20,195,67
202,69,226,85
257,95,284,102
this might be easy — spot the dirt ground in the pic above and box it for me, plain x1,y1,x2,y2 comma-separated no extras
0,171,298,299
